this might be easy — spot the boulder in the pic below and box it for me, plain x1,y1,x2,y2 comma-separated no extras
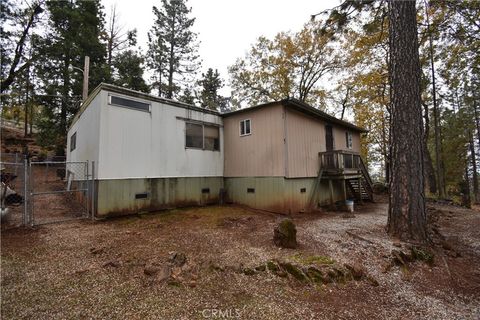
273,219,297,249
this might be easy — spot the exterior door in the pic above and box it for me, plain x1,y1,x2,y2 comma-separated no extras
325,125,334,151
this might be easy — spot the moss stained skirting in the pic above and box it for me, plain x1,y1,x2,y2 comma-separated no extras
224,177,345,214
95,177,224,217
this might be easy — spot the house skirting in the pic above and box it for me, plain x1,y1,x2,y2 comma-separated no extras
94,177,224,218
224,177,346,214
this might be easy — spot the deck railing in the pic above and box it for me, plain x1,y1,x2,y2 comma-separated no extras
319,150,361,171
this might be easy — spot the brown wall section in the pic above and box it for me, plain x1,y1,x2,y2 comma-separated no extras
223,103,285,177
223,103,362,179
285,108,361,178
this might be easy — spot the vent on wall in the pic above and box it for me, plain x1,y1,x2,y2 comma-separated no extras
135,192,149,199
110,95,150,112
247,188,255,193
202,188,210,194
300,188,306,193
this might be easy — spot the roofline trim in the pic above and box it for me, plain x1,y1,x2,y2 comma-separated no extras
221,98,367,133
68,83,220,131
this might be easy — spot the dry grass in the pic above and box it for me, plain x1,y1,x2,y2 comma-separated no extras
1,201,480,319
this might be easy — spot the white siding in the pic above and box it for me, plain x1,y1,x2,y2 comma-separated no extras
96,90,224,180
66,94,101,174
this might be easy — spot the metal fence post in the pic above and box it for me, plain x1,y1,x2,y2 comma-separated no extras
91,161,95,220
23,156,28,226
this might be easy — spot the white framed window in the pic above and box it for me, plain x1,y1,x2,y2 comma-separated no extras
185,122,220,151
345,131,353,149
240,119,251,136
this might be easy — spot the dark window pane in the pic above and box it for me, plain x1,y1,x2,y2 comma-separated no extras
70,132,76,152
240,121,245,135
204,125,220,151
110,95,150,112
186,123,203,148
245,119,251,134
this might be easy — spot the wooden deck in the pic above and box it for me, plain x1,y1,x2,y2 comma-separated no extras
318,150,374,202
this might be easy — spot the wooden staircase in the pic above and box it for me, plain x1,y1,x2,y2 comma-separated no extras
346,157,374,202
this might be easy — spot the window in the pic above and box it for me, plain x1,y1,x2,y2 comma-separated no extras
186,123,203,148
109,95,150,112
185,123,220,151
240,119,251,136
70,132,77,152
346,131,353,149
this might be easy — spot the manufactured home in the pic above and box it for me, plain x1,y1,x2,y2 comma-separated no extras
67,83,372,217
223,99,372,214
68,83,224,217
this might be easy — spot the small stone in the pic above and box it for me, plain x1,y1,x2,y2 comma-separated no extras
366,275,379,287
392,241,402,248
169,252,187,267
188,280,197,288
276,270,288,278
90,247,104,255
103,260,120,268
254,265,266,272
158,265,172,281
267,260,279,272
243,268,256,276
344,263,365,280
144,266,159,276
305,266,325,283
279,262,307,281
273,219,297,249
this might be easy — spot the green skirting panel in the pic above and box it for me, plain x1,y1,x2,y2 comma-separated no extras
224,177,345,214
95,177,224,217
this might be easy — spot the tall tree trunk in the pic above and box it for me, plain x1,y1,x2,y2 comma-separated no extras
424,0,445,198
474,102,480,147
167,8,176,99
469,130,479,203
423,102,437,194
387,0,427,242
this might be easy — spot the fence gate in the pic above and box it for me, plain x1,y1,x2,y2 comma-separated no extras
29,161,90,225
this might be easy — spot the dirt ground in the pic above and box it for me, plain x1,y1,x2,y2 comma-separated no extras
1,198,479,319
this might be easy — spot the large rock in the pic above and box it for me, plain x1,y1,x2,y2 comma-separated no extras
273,218,297,249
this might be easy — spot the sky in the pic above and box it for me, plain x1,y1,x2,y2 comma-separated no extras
101,0,339,95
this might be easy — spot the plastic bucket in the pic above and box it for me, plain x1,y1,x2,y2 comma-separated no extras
345,200,354,213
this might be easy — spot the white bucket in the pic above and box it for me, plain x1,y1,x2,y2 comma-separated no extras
345,200,354,213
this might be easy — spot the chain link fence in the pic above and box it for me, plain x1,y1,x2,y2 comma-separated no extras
1,153,94,228
30,161,91,225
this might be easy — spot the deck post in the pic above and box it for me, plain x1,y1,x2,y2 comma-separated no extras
329,179,334,207
342,179,347,202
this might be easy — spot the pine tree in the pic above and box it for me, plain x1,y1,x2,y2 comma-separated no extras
35,0,108,155
113,50,149,93
387,0,427,241
198,68,224,110
147,0,200,99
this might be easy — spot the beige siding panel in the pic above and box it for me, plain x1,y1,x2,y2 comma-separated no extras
224,104,285,177
285,109,325,178
286,109,363,178
333,127,361,153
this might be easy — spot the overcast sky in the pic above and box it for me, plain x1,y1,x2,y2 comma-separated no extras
101,0,339,95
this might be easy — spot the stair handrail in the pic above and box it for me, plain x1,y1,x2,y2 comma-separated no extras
359,157,374,199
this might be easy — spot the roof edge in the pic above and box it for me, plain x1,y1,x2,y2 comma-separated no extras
221,98,367,133
68,83,220,131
